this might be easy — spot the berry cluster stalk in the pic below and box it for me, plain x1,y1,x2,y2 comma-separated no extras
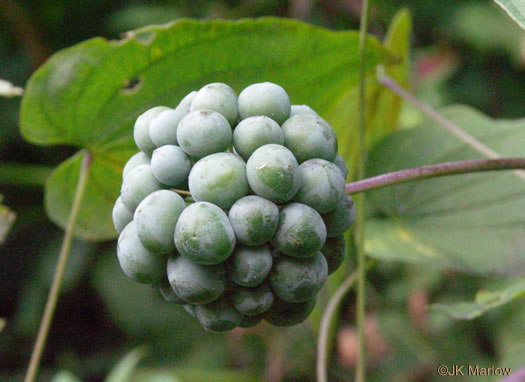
345,158,525,194
24,151,92,382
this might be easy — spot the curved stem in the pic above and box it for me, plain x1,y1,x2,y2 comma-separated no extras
170,188,192,197
24,151,92,382
317,270,359,382
356,0,371,381
345,157,525,194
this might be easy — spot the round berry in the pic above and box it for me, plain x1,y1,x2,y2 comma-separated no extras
134,190,185,253
238,82,291,125
190,83,238,126
231,283,274,316
239,314,264,328
175,202,236,265
167,255,226,304
294,159,346,213
332,154,348,180
151,145,192,187
120,164,164,211
159,276,185,304
188,153,249,210
322,235,347,275
123,152,150,179
134,106,170,155
289,104,318,117
177,110,232,159
232,116,284,161
228,195,279,246
117,221,166,284
246,144,301,203
281,113,337,163
149,91,196,147
264,296,316,327
112,196,133,234
229,245,273,287
322,194,356,237
195,296,242,332
273,203,327,258
269,252,328,303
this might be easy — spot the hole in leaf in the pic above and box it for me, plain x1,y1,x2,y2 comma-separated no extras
122,77,143,94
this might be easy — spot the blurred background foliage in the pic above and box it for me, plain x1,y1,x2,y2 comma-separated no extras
1,1,525,381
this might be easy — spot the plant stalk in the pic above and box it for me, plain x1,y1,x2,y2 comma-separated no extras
356,0,371,381
346,157,525,194
317,270,359,382
24,151,92,382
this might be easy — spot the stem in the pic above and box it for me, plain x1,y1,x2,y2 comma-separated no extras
170,188,192,197
378,73,507,161
356,0,371,381
317,270,359,382
346,157,525,194
24,151,92,382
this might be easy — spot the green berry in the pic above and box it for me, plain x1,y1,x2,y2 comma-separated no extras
264,296,316,327
289,104,318,117
229,245,273,287
238,82,291,125
332,154,348,180
191,83,238,126
188,152,249,210
269,252,328,303
159,276,185,304
149,91,196,147
322,236,347,275
117,221,166,284
112,196,133,234
134,190,185,253
134,106,170,155
232,116,284,161
239,314,264,328
228,195,279,246
151,145,192,187
177,110,232,159
123,152,150,179
294,159,346,213
246,144,301,203
322,194,356,237
231,283,274,316
120,164,164,211
281,113,337,163
175,202,236,265
195,296,242,332
273,203,327,258
167,255,226,304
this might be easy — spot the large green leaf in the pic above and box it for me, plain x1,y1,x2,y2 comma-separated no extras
364,105,525,277
430,278,525,320
20,17,386,241
495,0,525,30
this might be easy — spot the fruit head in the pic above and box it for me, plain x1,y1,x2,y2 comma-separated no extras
114,82,356,331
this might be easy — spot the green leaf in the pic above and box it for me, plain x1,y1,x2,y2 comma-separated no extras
495,0,525,30
0,195,15,244
430,279,525,320
364,105,525,277
106,347,149,382
20,17,385,241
